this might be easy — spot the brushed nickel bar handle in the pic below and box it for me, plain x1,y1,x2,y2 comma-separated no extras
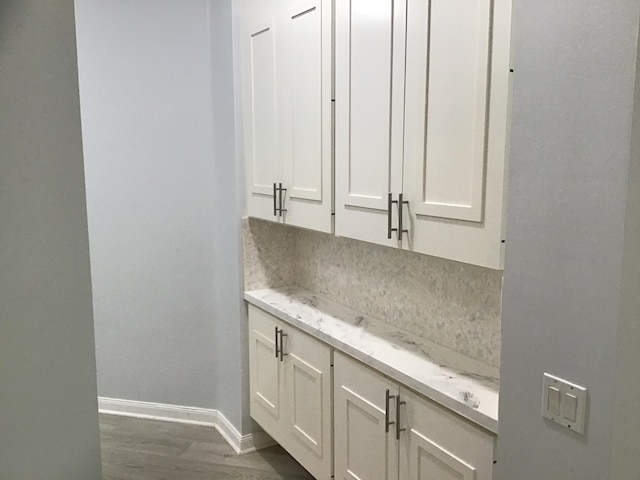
278,329,288,362
273,183,278,217
385,389,396,433
274,326,279,358
398,193,409,241
278,183,287,218
388,193,398,239
396,395,406,440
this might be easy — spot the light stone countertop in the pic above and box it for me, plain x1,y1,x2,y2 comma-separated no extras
244,286,499,434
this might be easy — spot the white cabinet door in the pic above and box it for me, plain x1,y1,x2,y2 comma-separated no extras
281,0,333,233
282,321,333,480
398,388,495,480
249,305,333,479
239,0,333,232
248,305,285,440
250,310,497,480
240,0,283,223
334,352,399,480
402,0,512,268
335,0,407,247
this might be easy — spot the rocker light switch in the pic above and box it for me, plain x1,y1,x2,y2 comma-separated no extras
547,386,561,416
564,393,578,422
542,373,588,435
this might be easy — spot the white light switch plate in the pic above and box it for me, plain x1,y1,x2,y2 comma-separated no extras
542,373,587,435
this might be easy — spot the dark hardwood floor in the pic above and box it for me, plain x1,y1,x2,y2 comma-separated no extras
100,414,315,480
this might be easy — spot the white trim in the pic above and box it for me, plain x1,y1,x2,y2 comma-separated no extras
98,397,275,455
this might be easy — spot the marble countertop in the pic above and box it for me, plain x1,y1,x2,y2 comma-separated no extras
244,286,499,434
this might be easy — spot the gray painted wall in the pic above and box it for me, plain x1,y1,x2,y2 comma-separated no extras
208,0,251,433
0,1,102,478
610,26,640,477
76,0,248,431
498,2,640,478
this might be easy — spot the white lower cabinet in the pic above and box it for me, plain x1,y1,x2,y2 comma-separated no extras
249,308,495,480
399,388,495,480
248,306,333,480
334,352,495,480
334,351,399,480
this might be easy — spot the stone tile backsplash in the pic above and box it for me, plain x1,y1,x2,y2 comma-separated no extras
294,230,502,367
242,218,502,368
242,218,295,291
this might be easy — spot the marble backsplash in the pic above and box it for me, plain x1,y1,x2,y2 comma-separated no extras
242,218,295,291
242,218,502,368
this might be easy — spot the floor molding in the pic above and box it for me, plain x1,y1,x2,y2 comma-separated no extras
98,397,275,455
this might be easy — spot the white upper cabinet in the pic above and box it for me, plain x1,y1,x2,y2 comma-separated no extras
239,0,333,233
241,0,280,222
335,0,407,248
404,0,492,225
335,0,513,269
403,0,512,269
239,0,513,266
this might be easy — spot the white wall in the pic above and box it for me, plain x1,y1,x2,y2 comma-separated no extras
497,2,640,478
0,1,102,478
76,0,248,431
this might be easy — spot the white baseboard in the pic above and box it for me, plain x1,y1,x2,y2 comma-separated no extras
98,397,275,455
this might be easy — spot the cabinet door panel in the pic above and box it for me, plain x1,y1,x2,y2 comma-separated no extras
286,2,322,201
335,0,406,246
399,388,494,480
254,330,280,413
290,355,324,453
402,0,512,268
249,306,332,479
347,0,393,204
334,352,399,480
409,430,476,480
409,0,491,223
281,0,333,232
241,4,283,222
249,22,279,195
284,326,333,479
248,306,283,439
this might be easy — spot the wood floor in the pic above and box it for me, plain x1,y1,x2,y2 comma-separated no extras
100,414,315,480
